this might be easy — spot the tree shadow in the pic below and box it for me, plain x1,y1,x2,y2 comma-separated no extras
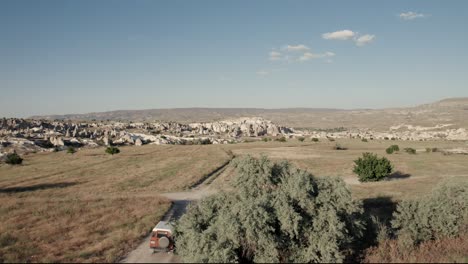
386,171,411,181
0,182,80,193
349,196,398,262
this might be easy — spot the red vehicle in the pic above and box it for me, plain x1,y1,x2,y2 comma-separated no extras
149,221,174,253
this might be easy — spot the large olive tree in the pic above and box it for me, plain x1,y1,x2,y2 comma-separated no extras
175,156,365,263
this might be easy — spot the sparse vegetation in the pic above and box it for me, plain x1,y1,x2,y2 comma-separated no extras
175,156,365,263
0,145,231,262
5,153,23,165
105,146,120,155
353,153,393,182
67,147,76,154
404,147,416,154
275,136,287,142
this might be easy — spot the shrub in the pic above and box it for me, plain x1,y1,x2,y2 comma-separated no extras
312,137,319,142
5,153,23,165
362,138,368,142
333,143,347,150
391,180,468,246
67,147,76,154
384,137,389,140
275,136,287,142
328,137,335,142
297,136,305,142
175,156,365,263
404,148,416,154
386,145,400,154
105,146,120,155
198,138,212,145
262,137,269,142
425,147,438,153
353,153,393,182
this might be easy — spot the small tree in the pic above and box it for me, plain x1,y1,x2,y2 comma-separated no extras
105,146,120,155
5,153,23,165
175,156,365,263
353,153,393,182
312,137,319,142
297,136,305,142
67,147,76,154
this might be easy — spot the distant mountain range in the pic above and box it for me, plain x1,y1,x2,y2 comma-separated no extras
30,98,468,130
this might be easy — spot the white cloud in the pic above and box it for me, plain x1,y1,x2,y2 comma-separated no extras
269,51,282,61
399,11,427,20
299,51,335,61
322,30,356,40
283,44,310,52
354,34,375,46
256,70,269,76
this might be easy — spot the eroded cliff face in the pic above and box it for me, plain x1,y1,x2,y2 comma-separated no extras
0,117,294,155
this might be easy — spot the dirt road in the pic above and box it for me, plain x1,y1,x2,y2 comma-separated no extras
120,160,230,263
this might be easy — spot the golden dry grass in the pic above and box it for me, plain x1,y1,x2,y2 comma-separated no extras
0,144,231,262
226,138,468,200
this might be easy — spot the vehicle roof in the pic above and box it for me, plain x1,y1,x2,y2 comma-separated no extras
152,221,173,232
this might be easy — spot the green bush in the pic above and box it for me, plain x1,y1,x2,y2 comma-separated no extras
404,148,416,154
105,146,120,155
391,180,468,246
198,138,212,145
362,138,368,142
425,147,438,153
353,153,393,182
386,145,400,154
5,153,23,165
175,156,365,263
275,136,287,142
67,147,76,154
297,136,305,142
262,137,269,142
312,137,319,142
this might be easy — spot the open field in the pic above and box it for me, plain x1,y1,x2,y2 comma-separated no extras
225,138,468,200
1,139,467,262
0,145,231,262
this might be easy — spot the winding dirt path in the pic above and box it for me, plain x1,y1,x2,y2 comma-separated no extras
120,160,230,263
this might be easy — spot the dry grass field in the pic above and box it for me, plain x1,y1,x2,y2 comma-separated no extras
1,139,467,262
226,138,468,201
0,145,231,262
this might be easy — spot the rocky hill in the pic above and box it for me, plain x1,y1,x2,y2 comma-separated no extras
29,98,468,131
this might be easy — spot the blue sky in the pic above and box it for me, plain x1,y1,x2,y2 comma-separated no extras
1,0,467,117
